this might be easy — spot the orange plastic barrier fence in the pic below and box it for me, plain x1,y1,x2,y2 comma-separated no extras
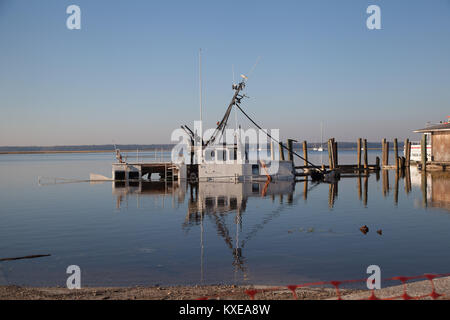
197,273,450,300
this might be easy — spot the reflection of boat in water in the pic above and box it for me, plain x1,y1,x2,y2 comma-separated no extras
112,180,296,277
112,180,295,213
186,181,295,215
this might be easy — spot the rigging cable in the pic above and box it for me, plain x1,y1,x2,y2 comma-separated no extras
234,103,326,173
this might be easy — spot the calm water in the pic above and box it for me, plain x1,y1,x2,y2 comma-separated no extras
0,151,449,287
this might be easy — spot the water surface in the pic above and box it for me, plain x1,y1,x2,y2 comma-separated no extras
0,151,449,287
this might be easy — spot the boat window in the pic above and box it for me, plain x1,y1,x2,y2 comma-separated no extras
229,148,237,161
114,181,126,188
128,171,139,180
252,164,259,175
252,183,260,194
114,171,126,180
229,197,238,210
216,149,227,162
217,196,227,207
204,149,215,162
205,197,215,212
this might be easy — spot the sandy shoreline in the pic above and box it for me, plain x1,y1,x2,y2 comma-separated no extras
0,285,358,300
1,277,449,300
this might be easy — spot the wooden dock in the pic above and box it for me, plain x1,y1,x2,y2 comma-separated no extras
284,136,448,178
112,162,180,181
287,138,383,177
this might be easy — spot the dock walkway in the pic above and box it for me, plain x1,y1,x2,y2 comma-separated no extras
112,162,179,181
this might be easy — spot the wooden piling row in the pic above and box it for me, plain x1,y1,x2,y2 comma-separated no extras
299,163,415,206
292,137,418,177
380,138,412,171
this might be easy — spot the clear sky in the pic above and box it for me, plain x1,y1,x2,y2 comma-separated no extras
1,0,449,146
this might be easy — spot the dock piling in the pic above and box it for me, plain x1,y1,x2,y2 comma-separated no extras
287,139,295,162
327,139,334,170
385,141,390,166
394,138,399,171
363,139,368,169
302,141,308,167
421,134,427,171
357,138,362,169
405,139,411,167
333,140,338,168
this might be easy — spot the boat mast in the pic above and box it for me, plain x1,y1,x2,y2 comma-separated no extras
199,49,203,123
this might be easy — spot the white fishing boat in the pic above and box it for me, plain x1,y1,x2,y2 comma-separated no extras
112,56,334,183
404,133,432,162
177,76,296,182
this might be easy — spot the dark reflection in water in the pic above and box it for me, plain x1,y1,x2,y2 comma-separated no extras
113,180,296,277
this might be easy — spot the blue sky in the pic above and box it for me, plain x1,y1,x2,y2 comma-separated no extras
1,0,449,146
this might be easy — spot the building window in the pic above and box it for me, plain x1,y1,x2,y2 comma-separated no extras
252,164,259,175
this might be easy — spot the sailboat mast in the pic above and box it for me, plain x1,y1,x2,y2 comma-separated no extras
321,121,323,148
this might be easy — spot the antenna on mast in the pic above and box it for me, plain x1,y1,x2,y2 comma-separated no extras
247,56,261,79
232,64,236,85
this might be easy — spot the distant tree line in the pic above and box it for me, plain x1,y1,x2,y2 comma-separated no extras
0,142,402,152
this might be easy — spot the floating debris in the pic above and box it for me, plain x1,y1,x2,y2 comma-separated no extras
360,225,369,235
377,229,383,235
0,254,51,262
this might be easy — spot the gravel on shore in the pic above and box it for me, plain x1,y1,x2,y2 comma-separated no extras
1,276,449,300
